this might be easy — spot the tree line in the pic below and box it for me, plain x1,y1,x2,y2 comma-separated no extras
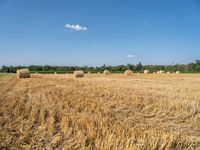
0,60,200,73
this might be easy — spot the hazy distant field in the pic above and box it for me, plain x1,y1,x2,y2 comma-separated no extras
0,73,200,149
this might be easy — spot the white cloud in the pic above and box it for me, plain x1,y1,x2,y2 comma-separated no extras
127,54,136,58
65,24,88,31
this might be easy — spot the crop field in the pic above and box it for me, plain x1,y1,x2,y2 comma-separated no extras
0,73,200,149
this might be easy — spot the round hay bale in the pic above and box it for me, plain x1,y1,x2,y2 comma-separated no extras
17,69,30,78
167,71,170,74
125,70,133,75
74,70,84,78
176,71,180,74
144,70,149,74
103,70,110,75
159,70,165,74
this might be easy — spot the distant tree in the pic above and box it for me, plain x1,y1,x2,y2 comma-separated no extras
0,59,200,73
136,62,142,72
127,64,134,71
1,66,9,73
196,60,200,65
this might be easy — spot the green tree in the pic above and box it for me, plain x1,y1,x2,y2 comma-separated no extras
136,62,142,72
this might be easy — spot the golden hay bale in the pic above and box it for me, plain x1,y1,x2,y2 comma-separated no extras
167,71,171,74
144,70,149,74
176,71,180,74
17,69,30,78
125,70,133,75
103,70,110,75
74,70,84,78
159,70,165,74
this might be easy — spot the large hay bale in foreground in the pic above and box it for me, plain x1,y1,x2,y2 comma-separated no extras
125,70,133,75
144,70,149,74
74,70,84,78
103,70,110,75
17,69,30,78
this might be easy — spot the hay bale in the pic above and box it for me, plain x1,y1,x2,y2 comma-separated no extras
103,70,110,75
144,70,149,74
157,70,164,74
17,69,30,78
74,70,84,78
54,72,57,74
167,71,170,74
176,71,180,74
159,70,165,74
125,70,133,75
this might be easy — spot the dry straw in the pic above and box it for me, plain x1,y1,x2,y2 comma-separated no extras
0,71,198,149
17,69,30,78
176,71,180,74
103,70,110,75
144,70,149,74
125,70,133,75
74,70,84,78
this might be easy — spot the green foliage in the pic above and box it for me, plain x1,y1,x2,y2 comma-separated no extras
1,60,200,73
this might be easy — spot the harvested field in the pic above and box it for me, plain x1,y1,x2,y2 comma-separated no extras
0,73,200,149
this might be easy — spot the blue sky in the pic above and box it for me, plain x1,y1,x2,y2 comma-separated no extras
0,0,200,66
